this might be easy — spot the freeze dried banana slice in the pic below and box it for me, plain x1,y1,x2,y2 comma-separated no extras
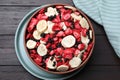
57,65,69,72
47,57,57,69
26,40,36,49
36,20,47,33
37,44,47,56
33,30,41,40
61,35,76,48
64,6,76,11
69,57,82,68
79,17,89,29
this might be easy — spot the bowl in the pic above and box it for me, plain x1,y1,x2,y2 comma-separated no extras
24,4,95,74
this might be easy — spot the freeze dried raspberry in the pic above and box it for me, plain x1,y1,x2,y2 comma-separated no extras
56,31,65,37
34,55,42,65
78,44,85,50
63,48,73,59
73,29,80,39
82,28,87,37
65,28,73,35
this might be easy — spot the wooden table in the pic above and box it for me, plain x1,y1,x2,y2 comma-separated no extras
0,0,120,80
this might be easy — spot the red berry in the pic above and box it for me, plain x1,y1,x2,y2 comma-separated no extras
56,48,63,55
78,44,85,50
74,49,80,56
53,37,58,41
74,20,82,30
64,21,72,27
65,28,73,35
56,31,65,37
34,55,42,65
39,8,45,14
82,52,88,61
37,14,48,20
46,43,51,48
77,37,81,42
52,24,62,31
30,50,36,54
51,44,56,49
82,28,87,37
26,33,32,39
63,13,71,21
56,5,64,9
49,50,55,55
27,23,35,32
63,48,73,59
87,42,93,52
52,15,61,23
73,29,80,39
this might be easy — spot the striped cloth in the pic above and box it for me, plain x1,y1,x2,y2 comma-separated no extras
73,0,120,58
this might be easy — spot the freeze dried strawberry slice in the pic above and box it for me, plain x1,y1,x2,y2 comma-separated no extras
49,50,55,55
64,21,72,27
74,20,82,30
56,5,64,9
82,28,87,37
52,24,62,31
46,43,51,48
51,44,56,49
36,42,40,47
65,28,72,35
26,33,32,39
74,49,80,56
63,48,73,59
56,48,63,55
63,13,71,21
56,31,65,37
37,14,48,20
52,15,61,23
74,11,80,15
73,29,80,39
39,8,45,14
87,42,93,52
78,43,85,50
53,37,58,41
34,55,42,65
82,52,88,61
27,23,35,32
30,50,36,54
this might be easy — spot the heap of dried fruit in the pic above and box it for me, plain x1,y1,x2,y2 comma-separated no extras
25,5,93,72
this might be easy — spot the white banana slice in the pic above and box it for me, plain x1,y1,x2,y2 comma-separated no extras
47,21,54,33
61,35,76,48
89,30,92,39
36,20,47,33
37,44,47,56
57,65,69,72
81,35,90,44
79,17,89,29
81,35,89,49
64,6,76,11
71,13,82,21
69,57,82,68
47,57,57,69
33,30,41,40
45,7,58,16
26,40,36,49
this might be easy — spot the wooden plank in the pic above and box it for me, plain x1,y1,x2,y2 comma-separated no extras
0,0,73,6
0,35,119,65
0,7,104,35
0,65,120,80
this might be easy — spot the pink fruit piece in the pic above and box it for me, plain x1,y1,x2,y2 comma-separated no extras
74,49,80,56
63,48,73,59
27,23,35,32
87,42,93,52
65,28,73,35
39,8,45,14
82,52,88,61
73,29,80,39
30,50,36,54
56,5,64,9
26,33,32,39
52,23,62,31
49,50,55,55
74,20,82,30
56,47,63,55
82,28,87,37
64,21,72,27
78,43,85,51
52,15,61,23
74,11,80,15
36,42,40,47
37,14,48,20
46,43,51,48
63,13,71,21
31,18,38,25
53,37,58,41
34,55,42,65
56,31,65,37
51,44,56,49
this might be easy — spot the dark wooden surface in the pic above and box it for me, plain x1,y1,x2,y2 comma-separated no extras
0,0,120,80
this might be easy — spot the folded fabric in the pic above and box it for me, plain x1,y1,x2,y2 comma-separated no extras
73,0,120,58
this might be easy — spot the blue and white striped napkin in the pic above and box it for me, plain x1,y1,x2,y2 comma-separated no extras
73,0,120,58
